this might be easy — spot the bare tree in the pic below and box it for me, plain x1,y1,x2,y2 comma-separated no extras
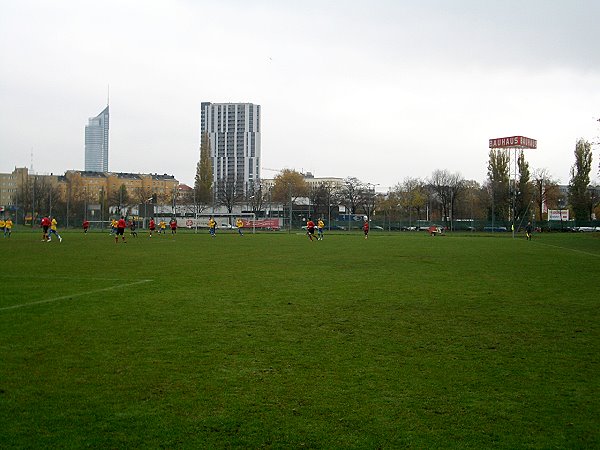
215,177,244,216
308,182,331,219
339,177,364,214
108,184,130,215
531,169,559,221
393,177,427,225
429,169,464,229
246,180,267,217
358,184,377,220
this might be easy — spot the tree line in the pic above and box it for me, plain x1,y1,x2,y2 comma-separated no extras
192,135,599,227
8,137,598,228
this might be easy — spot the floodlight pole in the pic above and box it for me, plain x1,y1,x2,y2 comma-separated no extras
488,136,537,237
512,147,517,239
288,184,292,233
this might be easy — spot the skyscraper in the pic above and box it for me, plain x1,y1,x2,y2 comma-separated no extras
85,105,109,172
200,102,261,193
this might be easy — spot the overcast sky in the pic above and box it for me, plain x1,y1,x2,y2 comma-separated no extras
1,0,599,189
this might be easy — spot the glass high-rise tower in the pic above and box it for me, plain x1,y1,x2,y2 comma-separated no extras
200,102,261,194
85,105,109,172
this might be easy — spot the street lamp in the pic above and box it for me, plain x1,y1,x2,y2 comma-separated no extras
366,182,380,223
558,198,565,231
99,188,105,229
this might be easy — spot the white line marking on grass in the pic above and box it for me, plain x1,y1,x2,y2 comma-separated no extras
0,274,133,282
0,279,153,312
534,241,600,258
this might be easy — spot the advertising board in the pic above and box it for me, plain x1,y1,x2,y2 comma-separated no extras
548,209,569,221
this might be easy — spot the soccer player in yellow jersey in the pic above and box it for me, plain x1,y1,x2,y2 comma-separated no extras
48,217,63,242
208,217,216,237
110,219,118,235
236,218,244,236
159,220,167,234
317,219,325,240
0,217,5,237
4,217,12,237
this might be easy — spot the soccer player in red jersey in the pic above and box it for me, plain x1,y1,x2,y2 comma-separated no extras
40,216,51,241
149,218,156,238
306,219,316,241
115,216,127,243
362,219,369,239
170,218,177,235
83,219,90,233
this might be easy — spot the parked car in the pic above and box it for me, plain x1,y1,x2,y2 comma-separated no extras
219,223,233,229
574,226,599,232
483,226,508,232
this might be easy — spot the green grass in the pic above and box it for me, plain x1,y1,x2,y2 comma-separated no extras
1,228,598,448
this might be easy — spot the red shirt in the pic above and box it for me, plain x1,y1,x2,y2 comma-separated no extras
307,220,315,230
362,222,369,231
83,220,89,228
117,218,127,228
149,220,155,230
41,217,51,227
170,221,177,229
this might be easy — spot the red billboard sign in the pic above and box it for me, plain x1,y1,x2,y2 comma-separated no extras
242,219,280,229
489,136,537,149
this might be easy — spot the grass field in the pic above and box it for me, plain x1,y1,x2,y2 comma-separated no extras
1,228,598,448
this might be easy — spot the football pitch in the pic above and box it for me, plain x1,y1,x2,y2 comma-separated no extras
1,229,598,448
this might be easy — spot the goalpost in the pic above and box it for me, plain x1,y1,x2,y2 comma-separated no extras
176,213,258,234
85,220,113,231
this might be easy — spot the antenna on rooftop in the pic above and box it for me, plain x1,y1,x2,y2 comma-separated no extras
30,147,34,173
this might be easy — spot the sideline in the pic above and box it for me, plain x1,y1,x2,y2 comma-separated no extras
533,240,600,258
0,279,153,312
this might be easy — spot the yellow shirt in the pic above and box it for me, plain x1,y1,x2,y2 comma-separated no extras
0,219,5,228
160,221,167,229
5,219,12,229
208,219,216,228
318,220,325,229
236,219,243,228
51,218,58,231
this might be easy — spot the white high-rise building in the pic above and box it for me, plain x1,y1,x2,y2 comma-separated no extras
85,105,109,172
200,102,261,193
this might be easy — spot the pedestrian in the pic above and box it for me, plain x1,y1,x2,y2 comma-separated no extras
47,216,63,242
115,216,127,243
362,219,369,239
236,217,244,236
